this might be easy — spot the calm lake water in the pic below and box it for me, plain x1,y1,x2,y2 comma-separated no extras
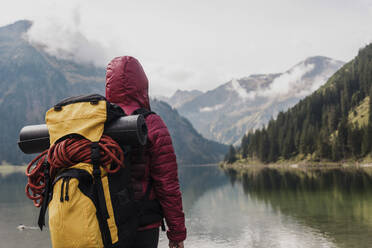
1,165,372,248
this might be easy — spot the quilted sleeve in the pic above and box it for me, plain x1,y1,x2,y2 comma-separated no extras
146,114,187,242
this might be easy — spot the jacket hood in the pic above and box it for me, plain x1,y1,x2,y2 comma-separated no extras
105,56,150,115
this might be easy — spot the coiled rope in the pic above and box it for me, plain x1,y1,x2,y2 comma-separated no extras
25,135,124,207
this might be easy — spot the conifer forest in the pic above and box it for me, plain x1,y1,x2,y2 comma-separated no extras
226,44,372,164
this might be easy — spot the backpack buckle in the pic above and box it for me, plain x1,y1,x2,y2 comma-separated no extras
54,105,62,111
90,100,99,105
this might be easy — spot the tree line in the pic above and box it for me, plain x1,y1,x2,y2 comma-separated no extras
225,43,372,164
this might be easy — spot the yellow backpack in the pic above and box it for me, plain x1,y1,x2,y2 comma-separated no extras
38,94,140,248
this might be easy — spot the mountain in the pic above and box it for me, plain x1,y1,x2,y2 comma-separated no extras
159,89,203,108
150,100,228,164
229,43,372,163
0,20,227,165
166,57,344,145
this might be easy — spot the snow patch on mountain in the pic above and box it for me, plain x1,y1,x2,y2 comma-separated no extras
200,104,224,112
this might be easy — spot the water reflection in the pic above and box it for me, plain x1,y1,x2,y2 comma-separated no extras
225,167,372,193
178,165,228,210
225,167,372,248
0,172,28,203
2,166,370,247
161,166,338,247
0,173,50,248
0,166,229,248
182,185,336,248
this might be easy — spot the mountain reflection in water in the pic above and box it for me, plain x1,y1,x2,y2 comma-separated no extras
1,166,371,247
225,167,372,248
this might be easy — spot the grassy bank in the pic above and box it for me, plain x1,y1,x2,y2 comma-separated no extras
220,157,372,174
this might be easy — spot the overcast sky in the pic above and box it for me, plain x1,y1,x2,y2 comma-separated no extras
2,0,372,96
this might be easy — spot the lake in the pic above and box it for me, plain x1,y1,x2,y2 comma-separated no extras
1,165,372,247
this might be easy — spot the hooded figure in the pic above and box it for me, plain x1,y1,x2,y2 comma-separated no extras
106,56,186,248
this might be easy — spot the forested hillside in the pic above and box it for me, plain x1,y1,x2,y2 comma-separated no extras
226,43,372,163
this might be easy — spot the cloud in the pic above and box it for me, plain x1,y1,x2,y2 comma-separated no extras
258,62,316,98
152,65,194,83
2,0,371,96
25,7,110,67
146,64,199,97
225,59,338,103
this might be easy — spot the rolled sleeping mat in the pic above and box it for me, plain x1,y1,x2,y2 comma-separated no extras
18,115,147,154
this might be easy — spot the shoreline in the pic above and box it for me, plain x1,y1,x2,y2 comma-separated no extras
220,160,372,173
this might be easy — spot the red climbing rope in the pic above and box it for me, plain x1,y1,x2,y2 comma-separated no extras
25,135,124,207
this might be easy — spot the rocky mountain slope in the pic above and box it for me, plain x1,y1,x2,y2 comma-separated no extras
158,89,203,108
0,20,227,165
165,57,344,144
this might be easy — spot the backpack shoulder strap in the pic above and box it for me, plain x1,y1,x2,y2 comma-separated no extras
132,108,155,197
132,108,165,231
132,108,156,118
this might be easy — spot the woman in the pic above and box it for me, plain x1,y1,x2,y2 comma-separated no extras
105,56,186,248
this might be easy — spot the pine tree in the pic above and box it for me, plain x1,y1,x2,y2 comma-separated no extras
258,130,270,163
347,124,362,158
332,137,342,161
316,129,332,159
225,145,238,164
241,134,250,159
338,118,349,157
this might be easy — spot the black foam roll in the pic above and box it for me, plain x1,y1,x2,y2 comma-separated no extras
18,115,148,154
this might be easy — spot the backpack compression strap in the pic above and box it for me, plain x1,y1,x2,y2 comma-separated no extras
38,157,51,230
91,142,112,248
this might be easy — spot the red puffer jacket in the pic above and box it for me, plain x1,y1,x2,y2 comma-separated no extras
105,56,187,242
